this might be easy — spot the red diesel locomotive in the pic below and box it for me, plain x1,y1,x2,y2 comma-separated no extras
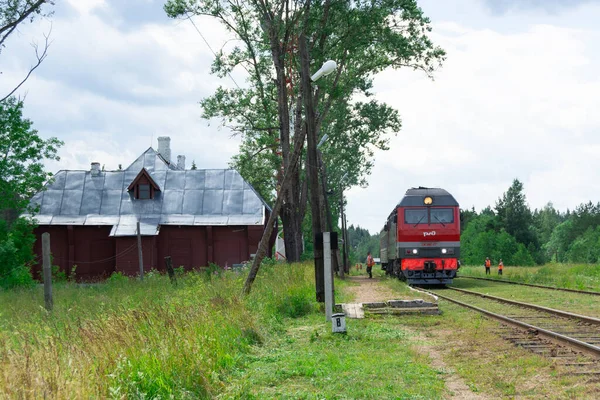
380,187,460,285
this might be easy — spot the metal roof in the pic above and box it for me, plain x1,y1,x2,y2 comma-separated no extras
397,187,459,207
25,148,270,233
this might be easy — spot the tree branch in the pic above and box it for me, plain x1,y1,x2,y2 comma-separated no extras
0,0,48,37
1,27,51,102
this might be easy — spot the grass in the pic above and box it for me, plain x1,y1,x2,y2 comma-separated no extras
460,263,600,292
450,277,600,318
3,262,599,398
397,300,597,399
0,263,444,399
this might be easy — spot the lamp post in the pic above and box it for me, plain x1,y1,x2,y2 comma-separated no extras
340,173,349,275
299,31,336,302
317,134,343,279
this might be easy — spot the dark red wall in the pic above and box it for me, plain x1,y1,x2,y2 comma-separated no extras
32,223,271,280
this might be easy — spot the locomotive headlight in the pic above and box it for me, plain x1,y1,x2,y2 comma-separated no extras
441,248,447,254
424,196,433,205
412,249,418,254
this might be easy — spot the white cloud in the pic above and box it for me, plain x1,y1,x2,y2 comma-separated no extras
346,11,600,233
3,0,600,237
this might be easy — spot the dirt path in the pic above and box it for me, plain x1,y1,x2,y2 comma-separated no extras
344,276,399,303
347,276,489,399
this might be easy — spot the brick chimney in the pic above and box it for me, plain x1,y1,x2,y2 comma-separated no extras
157,136,171,164
91,162,101,177
177,155,186,170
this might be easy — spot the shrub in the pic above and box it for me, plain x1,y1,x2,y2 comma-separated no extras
0,218,36,289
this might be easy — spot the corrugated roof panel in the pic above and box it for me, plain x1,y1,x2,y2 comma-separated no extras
126,153,144,172
223,190,244,214
152,192,164,214
129,195,155,215
203,190,224,214
51,215,87,225
32,214,52,224
80,189,102,214
205,170,225,189
154,157,169,171
104,172,124,190
228,214,263,225
84,173,105,191
84,215,119,225
119,192,134,214
152,171,167,191
165,170,185,190
162,190,184,214
65,171,86,190
193,215,228,225
40,190,63,214
182,189,203,214
184,170,205,190
59,190,83,215
28,149,269,227
110,215,160,236
143,152,155,170
29,192,44,211
243,189,263,214
160,215,195,225
48,172,66,190
224,170,244,190
100,190,122,214
122,169,141,190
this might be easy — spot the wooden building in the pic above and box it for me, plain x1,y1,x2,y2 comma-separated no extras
25,137,275,280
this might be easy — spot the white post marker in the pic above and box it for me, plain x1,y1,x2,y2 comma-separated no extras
324,232,333,321
332,313,346,333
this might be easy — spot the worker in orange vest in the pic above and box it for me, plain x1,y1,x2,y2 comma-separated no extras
484,257,491,275
366,251,375,279
498,259,504,276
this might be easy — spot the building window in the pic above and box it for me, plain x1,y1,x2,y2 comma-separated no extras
138,184,151,199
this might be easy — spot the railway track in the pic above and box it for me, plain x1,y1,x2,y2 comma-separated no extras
423,286,600,377
458,275,600,296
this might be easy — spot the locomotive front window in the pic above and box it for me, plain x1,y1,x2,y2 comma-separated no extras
405,209,428,224
430,208,454,224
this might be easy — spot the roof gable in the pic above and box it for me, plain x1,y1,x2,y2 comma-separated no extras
127,168,161,192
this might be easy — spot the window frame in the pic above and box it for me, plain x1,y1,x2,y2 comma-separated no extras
137,184,151,200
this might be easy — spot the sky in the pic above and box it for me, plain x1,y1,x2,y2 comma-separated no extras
2,0,600,235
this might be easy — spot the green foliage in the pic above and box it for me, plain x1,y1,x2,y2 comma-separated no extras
0,217,36,289
0,97,63,212
107,271,128,283
165,0,445,255
346,224,379,264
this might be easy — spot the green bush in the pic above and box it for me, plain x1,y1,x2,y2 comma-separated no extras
0,218,36,289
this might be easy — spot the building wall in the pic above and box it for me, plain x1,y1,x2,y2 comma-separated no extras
115,236,156,275
32,223,271,280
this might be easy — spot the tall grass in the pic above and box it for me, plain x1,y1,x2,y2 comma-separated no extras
0,262,317,398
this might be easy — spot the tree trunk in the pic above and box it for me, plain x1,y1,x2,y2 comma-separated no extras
299,32,325,302
243,126,307,295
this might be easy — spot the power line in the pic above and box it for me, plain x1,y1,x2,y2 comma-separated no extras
185,12,241,89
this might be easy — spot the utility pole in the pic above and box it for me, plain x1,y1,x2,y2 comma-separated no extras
137,221,144,280
42,232,53,311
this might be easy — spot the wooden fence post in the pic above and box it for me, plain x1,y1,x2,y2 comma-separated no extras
42,232,53,311
165,256,176,285
137,221,144,280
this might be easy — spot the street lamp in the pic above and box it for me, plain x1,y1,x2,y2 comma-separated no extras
311,60,337,82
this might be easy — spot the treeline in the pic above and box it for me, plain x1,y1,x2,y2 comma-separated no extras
347,225,380,264
461,179,600,266
345,179,600,266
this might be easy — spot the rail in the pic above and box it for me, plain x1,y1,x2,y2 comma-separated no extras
458,276,600,296
448,287,600,326
421,288,600,357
